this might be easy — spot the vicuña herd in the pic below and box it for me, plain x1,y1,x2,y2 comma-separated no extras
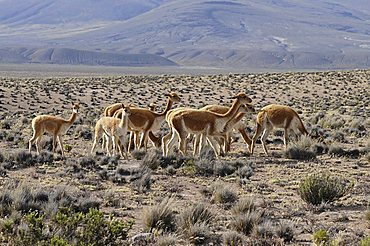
29,92,312,159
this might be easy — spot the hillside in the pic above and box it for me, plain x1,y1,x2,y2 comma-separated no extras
0,0,369,68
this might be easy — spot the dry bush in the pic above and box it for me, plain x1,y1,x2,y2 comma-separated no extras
230,210,263,236
284,135,317,160
231,197,257,215
211,184,238,205
222,231,246,245
177,203,213,236
143,197,176,233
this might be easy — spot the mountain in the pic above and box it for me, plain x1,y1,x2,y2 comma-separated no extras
0,0,369,69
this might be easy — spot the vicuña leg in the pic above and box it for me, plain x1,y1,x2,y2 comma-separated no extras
57,135,64,156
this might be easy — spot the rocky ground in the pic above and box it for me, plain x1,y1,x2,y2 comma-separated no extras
0,69,369,245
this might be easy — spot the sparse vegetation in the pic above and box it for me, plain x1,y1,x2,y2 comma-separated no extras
0,70,368,245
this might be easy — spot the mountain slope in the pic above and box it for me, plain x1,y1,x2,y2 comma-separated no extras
0,47,177,66
0,0,369,68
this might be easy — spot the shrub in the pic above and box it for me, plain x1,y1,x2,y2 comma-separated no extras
328,144,346,157
253,220,276,238
63,144,73,153
141,150,161,169
194,158,214,176
75,125,93,140
213,161,237,177
284,135,316,160
360,236,370,246
131,168,152,193
212,185,238,205
284,146,316,160
35,151,54,164
275,220,295,243
177,204,213,234
313,229,329,245
185,222,212,245
230,210,262,236
222,231,245,246
133,149,148,161
299,173,352,205
143,197,176,233
156,235,177,246
311,142,329,155
0,190,13,216
74,197,100,213
78,156,96,169
231,197,256,215
14,150,36,168
1,208,133,245
237,164,254,180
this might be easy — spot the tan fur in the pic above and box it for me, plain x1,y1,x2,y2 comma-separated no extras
114,92,180,151
164,93,252,157
91,104,131,159
127,102,160,150
29,103,80,156
199,104,255,153
250,104,309,156
104,103,123,117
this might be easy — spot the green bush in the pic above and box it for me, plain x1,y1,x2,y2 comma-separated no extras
299,173,352,205
360,236,370,246
313,229,329,245
1,208,133,245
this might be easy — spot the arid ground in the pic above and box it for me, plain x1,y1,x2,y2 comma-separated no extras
0,68,369,245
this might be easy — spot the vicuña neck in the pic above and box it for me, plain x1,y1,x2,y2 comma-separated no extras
219,99,241,119
158,98,173,116
119,113,129,128
67,112,78,124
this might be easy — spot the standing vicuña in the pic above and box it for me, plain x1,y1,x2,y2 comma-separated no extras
29,102,80,156
165,93,252,157
91,104,132,159
114,92,181,151
249,104,309,156
199,104,255,153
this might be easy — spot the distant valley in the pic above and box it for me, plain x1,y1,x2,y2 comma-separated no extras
0,0,369,69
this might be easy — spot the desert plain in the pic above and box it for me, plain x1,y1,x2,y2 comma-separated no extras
0,67,369,245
